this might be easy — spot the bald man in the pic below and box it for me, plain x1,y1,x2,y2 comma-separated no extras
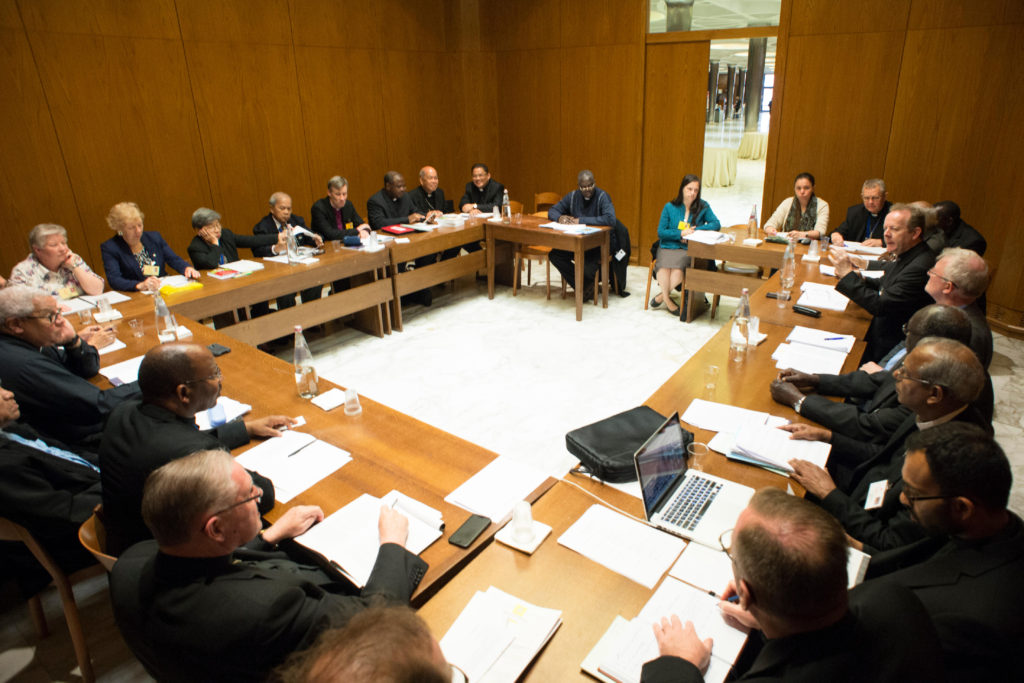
100,342,292,553
407,166,447,223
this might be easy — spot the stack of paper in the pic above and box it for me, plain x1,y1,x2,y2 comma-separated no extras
796,282,849,311
557,505,684,589
843,242,888,256
263,253,318,265
81,291,132,306
730,424,831,473
585,577,749,683
772,342,848,374
786,325,855,353
99,354,145,385
680,399,784,434
234,429,351,503
194,396,252,430
440,587,562,682
445,456,549,523
683,231,731,245
60,297,96,315
295,490,441,587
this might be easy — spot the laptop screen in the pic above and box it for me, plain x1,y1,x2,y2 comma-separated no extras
635,412,688,518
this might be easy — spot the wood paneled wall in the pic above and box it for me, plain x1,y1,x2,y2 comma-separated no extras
0,0,498,279
766,0,1024,333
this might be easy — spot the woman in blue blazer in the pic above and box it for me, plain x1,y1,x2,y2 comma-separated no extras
652,174,720,314
100,202,199,291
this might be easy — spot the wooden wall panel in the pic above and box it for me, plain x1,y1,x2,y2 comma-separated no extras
289,0,379,49
185,41,310,233
560,44,643,239
0,22,87,278
175,0,290,44
294,46,388,216
376,0,448,50
765,32,903,221
18,0,179,39
28,32,209,270
908,0,1024,29
884,24,1024,321
639,41,710,265
493,48,562,210
449,50,500,178
559,0,644,47
789,0,910,35
482,0,561,52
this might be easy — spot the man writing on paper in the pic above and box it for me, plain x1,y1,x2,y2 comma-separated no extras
864,423,1023,680
830,204,934,362
785,338,990,552
641,488,943,682
547,169,616,296
100,342,292,553
111,449,425,682
0,286,137,448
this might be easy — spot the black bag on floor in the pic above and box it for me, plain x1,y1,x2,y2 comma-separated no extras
566,406,670,483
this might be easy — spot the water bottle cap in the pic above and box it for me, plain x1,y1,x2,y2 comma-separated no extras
294,325,302,332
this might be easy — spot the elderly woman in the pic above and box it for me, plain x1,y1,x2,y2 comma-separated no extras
187,207,285,270
100,202,199,292
651,174,720,315
9,223,105,298
764,172,830,239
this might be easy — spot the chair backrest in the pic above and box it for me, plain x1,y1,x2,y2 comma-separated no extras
534,192,561,214
78,506,117,571
509,199,524,215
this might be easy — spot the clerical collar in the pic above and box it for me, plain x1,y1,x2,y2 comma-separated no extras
917,404,967,430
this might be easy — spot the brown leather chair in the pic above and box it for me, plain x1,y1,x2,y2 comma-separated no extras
0,516,104,683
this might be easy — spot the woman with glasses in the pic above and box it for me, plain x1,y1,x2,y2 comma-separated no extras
651,174,720,315
764,172,830,240
101,202,199,292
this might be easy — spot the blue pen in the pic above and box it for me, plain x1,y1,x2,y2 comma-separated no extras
824,336,844,341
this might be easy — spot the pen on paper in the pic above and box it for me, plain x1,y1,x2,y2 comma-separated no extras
824,336,844,341
708,590,741,603
287,440,315,458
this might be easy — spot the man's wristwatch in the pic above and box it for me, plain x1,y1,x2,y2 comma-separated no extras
792,397,805,414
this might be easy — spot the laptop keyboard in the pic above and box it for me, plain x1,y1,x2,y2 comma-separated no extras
662,476,722,531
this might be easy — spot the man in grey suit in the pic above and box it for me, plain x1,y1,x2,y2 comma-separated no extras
110,449,426,682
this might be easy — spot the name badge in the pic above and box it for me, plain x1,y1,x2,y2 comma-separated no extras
58,285,76,300
677,220,690,232
615,249,626,261
142,264,160,277
345,222,354,231
865,479,888,510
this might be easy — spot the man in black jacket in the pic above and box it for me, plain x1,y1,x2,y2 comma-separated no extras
309,179,370,243
0,286,139,447
252,192,324,308
640,489,944,682
866,424,1022,681
831,203,935,362
367,171,423,230
930,200,987,255
459,163,504,216
111,449,426,682
830,178,891,246
100,342,292,554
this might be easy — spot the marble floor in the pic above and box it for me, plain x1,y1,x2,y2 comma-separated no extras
3,217,1022,683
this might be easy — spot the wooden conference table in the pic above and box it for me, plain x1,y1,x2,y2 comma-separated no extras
419,258,874,678
85,303,548,605
485,214,611,321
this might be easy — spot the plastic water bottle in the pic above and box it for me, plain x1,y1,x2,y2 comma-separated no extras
501,189,511,224
730,288,751,362
153,294,178,343
747,204,758,238
293,325,318,398
781,241,796,290
286,225,300,263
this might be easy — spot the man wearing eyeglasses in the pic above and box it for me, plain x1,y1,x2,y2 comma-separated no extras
640,488,944,683
830,204,935,362
100,342,293,554
0,286,140,447
111,449,425,682
864,423,1022,680
830,178,891,247
548,169,617,297
784,338,990,552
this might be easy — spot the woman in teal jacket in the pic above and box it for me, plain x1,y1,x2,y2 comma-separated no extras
651,174,720,314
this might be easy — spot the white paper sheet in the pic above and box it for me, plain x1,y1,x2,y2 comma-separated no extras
772,342,848,375
732,424,831,472
445,456,549,523
786,325,856,353
193,396,252,431
680,399,772,434
682,231,731,245
223,259,264,273
557,505,684,589
234,430,351,503
796,282,849,311
99,354,145,384
668,542,734,595
96,338,126,355
59,297,96,314
80,291,131,306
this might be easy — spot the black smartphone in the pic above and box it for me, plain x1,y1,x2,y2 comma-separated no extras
207,343,231,356
448,514,491,548
792,305,822,318
798,237,812,245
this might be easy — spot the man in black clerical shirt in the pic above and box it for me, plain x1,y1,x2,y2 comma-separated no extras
366,172,423,230
459,163,505,216
547,169,616,295
309,177,371,242
407,166,446,221
929,200,987,255
831,178,891,247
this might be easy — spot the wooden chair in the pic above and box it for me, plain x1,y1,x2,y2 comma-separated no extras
534,191,561,214
0,516,104,683
509,199,523,215
78,505,117,571
512,192,562,298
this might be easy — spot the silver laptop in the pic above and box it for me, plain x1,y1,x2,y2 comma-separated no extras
634,412,754,548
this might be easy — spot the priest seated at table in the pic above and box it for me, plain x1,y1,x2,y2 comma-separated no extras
547,169,617,298
640,488,944,682
110,449,426,682
100,341,292,554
